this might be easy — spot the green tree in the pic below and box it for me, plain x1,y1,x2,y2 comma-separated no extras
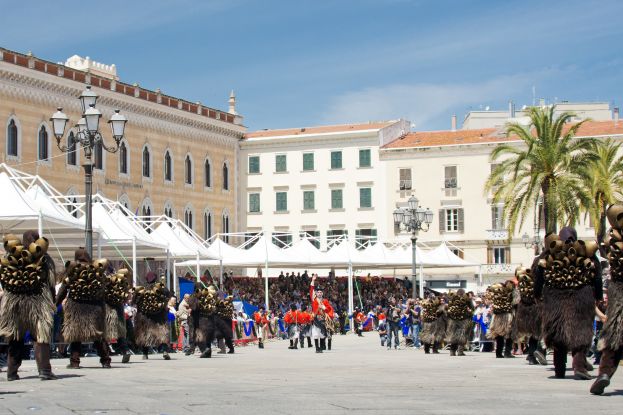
578,138,623,247
485,106,594,237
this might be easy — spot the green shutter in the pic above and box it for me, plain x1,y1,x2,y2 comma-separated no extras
303,153,314,171
303,191,315,210
359,188,371,208
275,155,287,172
359,149,371,167
331,151,342,169
331,189,343,209
276,192,287,211
248,156,259,174
249,193,260,213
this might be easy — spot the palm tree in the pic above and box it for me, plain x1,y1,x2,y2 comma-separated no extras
578,138,623,247
485,105,595,237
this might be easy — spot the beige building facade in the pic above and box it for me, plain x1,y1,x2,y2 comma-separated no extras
0,48,245,241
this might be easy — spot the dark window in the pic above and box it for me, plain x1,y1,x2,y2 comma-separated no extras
185,208,193,230
164,151,172,181
222,162,229,190
204,212,212,239
67,132,77,165
142,204,152,232
142,146,151,178
204,159,211,187
38,126,48,160
119,142,128,174
222,213,230,243
185,155,192,184
93,141,103,170
7,119,18,157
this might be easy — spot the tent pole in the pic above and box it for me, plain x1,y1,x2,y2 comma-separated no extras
348,262,353,332
478,265,483,288
173,261,178,296
419,265,424,298
97,232,102,259
219,259,223,287
132,237,137,287
196,251,200,282
264,232,269,310
166,249,171,290
37,212,43,237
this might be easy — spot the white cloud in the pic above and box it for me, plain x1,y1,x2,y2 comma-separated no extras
321,70,562,128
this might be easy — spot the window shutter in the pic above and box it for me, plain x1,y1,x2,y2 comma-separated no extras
491,206,496,229
439,209,445,233
505,247,511,264
487,247,493,264
458,208,465,233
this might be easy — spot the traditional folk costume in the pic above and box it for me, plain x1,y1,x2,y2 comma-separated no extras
56,248,110,368
310,281,335,353
284,305,303,349
298,307,313,348
133,279,171,360
591,205,623,394
514,266,546,365
253,307,270,349
445,290,474,356
193,285,218,358
487,280,518,358
214,295,235,354
535,227,602,380
104,268,131,363
0,231,57,380
419,297,446,354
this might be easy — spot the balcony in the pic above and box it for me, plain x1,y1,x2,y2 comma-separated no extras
486,229,508,240
483,263,520,275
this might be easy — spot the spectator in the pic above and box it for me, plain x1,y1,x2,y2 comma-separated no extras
177,294,192,353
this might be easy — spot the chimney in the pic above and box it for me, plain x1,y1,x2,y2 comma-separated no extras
509,100,516,118
228,90,237,115
615,107,620,125
451,114,457,131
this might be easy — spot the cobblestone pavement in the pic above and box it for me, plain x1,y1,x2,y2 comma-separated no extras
0,334,621,414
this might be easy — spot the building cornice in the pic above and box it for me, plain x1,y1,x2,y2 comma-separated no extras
0,63,245,147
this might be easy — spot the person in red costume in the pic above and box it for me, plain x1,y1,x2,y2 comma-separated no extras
284,304,303,349
299,305,313,348
253,306,270,349
310,274,335,353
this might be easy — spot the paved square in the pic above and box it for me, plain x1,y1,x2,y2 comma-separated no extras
1,334,621,415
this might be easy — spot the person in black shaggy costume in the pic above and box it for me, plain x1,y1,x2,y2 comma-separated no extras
419,297,446,354
445,289,474,356
133,278,172,360
535,227,602,380
487,280,518,358
514,266,547,365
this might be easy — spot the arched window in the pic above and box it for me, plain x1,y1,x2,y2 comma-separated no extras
38,125,49,161
93,141,103,170
118,194,131,215
184,205,194,230
164,202,174,219
7,119,18,157
119,141,128,174
185,154,193,184
142,145,151,178
222,210,230,243
164,150,172,182
204,210,212,240
141,198,153,232
204,158,211,188
222,161,229,190
66,188,79,219
67,132,77,166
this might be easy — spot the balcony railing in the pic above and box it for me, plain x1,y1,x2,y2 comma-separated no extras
483,263,520,275
399,179,412,190
486,229,508,240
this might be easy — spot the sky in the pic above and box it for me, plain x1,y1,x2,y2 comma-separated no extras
1,0,622,132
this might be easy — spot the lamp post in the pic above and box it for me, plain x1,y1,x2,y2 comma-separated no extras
521,226,541,255
393,195,433,299
50,85,127,257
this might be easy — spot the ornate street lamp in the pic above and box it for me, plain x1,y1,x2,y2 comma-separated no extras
521,226,541,255
50,85,127,256
393,196,433,298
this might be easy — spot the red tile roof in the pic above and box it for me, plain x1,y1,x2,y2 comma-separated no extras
383,121,623,149
244,121,397,139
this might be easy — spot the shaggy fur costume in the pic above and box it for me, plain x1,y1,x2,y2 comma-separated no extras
134,311,169,347
487,312,514,339
542,285,594,350
0,290,55,343
420,315,447,344
104,303,127,341
62,298,105,343
598,280,623,351
195,315,216,345
445,318,472,345
514,301,542,339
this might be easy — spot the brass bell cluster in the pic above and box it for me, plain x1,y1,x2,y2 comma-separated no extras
195,287,218,316
516,267,535,302
487,281,514,313
0,234,49,295
605,204,623,282
133,281,167,315
421,297,441,323
216,296,234,318
446,291,472,320
104,268,130,307
539,233,598,290
64,258,108,301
